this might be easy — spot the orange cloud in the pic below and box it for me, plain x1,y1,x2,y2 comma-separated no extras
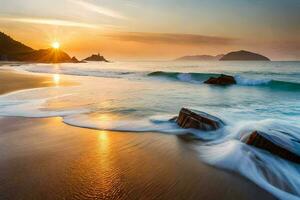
104,32,237,46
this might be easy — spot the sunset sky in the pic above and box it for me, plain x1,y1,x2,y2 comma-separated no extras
1,0,299,60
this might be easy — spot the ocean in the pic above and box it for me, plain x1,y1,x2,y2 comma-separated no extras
1,61,300,199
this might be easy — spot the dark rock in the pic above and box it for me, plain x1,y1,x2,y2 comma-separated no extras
83,53,109,62
176,108,225,131
204,74,236,86
245,131,300,163
0,54,8,61
220,50,270,61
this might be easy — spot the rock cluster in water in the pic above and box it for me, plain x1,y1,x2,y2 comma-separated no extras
175,108,300,164
83,53,109,62
204,74,236,86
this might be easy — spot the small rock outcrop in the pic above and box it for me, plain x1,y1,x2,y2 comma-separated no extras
83,53,109,62
220,50,270,61
204,74,236,86
176,108,225,131
245,131,300,163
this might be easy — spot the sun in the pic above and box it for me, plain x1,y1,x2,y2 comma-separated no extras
51,41,60,49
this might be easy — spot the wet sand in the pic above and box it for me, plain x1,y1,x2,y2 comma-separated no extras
0,117,275,200
0,69,71,95
0,70,275,199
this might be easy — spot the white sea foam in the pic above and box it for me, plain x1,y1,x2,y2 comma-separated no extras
0,89,90,118
177,73,200,83
198,120,300,200
63,114,185,134
17,63,139,79
235,75,271,86
199,141,300,200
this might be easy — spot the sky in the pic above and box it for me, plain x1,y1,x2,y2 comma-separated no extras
0,0,299,60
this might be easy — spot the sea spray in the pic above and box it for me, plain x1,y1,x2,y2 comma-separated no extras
10,63,300,90
197,120,300,200
0,88,90,117
234,75,271,86
148,71,300,89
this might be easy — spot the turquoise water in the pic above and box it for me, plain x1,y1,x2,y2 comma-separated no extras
1,61,300,199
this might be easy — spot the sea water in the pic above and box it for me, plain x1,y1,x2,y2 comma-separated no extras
1,61,300,199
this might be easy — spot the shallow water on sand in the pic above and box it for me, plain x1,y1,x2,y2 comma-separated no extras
0,61,300,199
0,117,274,200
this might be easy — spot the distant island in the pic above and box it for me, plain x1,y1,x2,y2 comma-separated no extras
175,54,224,61
83,53,109,62
0,32,108,63
176,50,270,61
220,50,270,61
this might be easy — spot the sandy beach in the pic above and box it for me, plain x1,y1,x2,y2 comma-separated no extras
0,70,276,199
0,69,73,95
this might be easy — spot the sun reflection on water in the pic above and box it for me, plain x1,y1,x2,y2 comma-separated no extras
53,74,60,85
98,114,111,122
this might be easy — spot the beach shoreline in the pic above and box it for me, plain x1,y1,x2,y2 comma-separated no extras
0,68,74,95
0,69,275,199
0,116,275,200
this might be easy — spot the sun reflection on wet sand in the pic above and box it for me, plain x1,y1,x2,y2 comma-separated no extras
98,130,109,143
97,130,118,194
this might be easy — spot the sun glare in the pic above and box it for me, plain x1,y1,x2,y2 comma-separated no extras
53,74,60,85
51,41,60,49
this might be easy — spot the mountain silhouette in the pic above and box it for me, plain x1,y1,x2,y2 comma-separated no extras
0,32,78,63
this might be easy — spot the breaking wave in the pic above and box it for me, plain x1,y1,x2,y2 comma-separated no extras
148,71,300,89
11,64,300,90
